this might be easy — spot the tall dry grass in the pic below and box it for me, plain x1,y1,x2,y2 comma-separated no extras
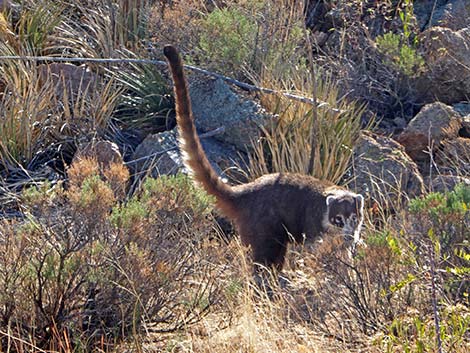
248,68,367,185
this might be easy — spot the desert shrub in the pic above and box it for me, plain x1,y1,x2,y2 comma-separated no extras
408,184,470,300
0,158,224,351
375,32,424,77
198,7,257,75
369,185,470,352
198,1,306,78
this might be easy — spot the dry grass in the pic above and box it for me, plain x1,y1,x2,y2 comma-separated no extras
247,68,367,184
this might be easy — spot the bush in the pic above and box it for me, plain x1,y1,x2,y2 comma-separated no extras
198,1,306,79
199,7,257,75
0,158,223,350
375,32,424,77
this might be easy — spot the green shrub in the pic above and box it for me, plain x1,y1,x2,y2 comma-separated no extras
199,7,257,75
375,32,424,76
409,184,470,253
198,1,306,79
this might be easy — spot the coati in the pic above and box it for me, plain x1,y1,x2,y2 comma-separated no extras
163,45,364,271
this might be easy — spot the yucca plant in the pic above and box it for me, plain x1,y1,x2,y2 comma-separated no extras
248,67,367,185
110,50,173,130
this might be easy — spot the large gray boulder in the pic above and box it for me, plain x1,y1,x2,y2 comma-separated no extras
414,0,470,31
130,128,244,182
397,102,462,161
426,175,470,193
350,131,424,204
436,137,470,176
417,27,470,104
188,77,277,151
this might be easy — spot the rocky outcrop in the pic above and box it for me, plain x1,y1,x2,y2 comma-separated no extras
426,175,470,193
38,63,98,99
189,77,277,152
417,27,470,104
414,0,470,31
351,131,424,203
397,102,462,161
73,140,124,169
131,128,244,182
437,137,470,175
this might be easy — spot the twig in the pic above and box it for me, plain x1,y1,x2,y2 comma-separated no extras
0,55,344,113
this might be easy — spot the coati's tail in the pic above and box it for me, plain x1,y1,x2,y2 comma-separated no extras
163,45,235,216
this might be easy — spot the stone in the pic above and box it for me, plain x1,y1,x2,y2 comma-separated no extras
73,140,124,169
436,137,470,176
38,63,98,99
131,130,182,177
188,76,277,152
417,27,470,104
397,102,462,161
414,0,470,31
350,131,424,203
426,175,470,193
130,128,244,182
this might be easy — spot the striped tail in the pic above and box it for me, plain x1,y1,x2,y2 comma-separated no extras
163,45,235,216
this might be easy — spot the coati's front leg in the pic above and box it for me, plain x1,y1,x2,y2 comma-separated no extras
252,236,288,272
250,235,288,296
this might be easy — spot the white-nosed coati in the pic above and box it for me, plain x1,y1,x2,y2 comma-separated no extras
163,45,364,271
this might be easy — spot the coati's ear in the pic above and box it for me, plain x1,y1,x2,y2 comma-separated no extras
355,194,364,208
326,195,335,206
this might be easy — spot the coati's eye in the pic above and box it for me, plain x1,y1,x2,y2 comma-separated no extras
351,214,357,223
333,215,345,227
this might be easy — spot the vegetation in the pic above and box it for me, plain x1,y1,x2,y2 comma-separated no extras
0,1,468,352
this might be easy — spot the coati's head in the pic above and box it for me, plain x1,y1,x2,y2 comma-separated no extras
325,189,364,245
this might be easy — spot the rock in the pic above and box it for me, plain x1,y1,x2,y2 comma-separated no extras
414,0,470,31
73,140,124,169
417,27,470,104
350,131,424,203
131,128,244,182
426,175,470,193
38,63,98,99
397,102,462,161
436,137,470,175
131,130,182,177
188,77,277,152
453,102,470,117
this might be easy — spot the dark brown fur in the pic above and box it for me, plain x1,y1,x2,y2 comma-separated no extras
163,45,363,270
